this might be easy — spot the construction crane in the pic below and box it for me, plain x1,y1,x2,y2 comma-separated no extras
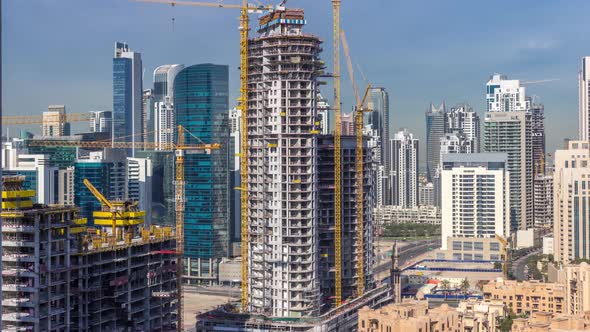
133,0,280,315
341,28,371,297
495,234,510,279
83,178,123,233
28,126,219,331
332,0,343,307
2,112,90,125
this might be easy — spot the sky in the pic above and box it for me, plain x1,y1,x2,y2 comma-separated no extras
3,0,590,160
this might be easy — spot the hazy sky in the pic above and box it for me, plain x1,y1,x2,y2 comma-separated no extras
3,0,590,157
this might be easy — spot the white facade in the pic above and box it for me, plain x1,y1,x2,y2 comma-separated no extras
543,236,554,256
486,74,528,112
447,104,480,152
553,140,590,263
89,110,112,133
126,158,153,225
317,93,331,135
58,166,75,206
247,9,323,317
390,129,419,208
440,153,510,250
579,57,590,141
419,182,434,206
154,98,175,150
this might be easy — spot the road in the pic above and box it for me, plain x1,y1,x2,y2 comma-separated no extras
512,247,542,280
373,238,440,275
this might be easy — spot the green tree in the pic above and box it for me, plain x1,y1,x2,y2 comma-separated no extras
460,278,470,293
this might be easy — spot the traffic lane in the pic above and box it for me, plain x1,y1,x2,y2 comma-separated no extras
373,239,441,275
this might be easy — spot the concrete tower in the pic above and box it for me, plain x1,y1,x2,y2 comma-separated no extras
246,8,323,317
579,57,590,141
390,129,419,208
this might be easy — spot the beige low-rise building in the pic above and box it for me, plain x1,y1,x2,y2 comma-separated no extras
557,262,590,315
358,300,461,332
456,298,506,332
511,311,590,332
482,279,565,315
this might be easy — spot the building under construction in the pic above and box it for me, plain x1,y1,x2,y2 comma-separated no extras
1,176,177,332
246,7,324,318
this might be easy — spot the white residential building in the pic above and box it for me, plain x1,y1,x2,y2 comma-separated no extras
390,129,419,208
153,64,184,150
553,140,590,263
126,157,153,225
440,153,510,251
579,57,590,141
374,205,441,225
419,182,434,206
486,74,529,113
58,166,75,205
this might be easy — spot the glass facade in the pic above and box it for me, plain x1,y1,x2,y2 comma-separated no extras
27,145,76,169
173,64,230,265
113,57,132,141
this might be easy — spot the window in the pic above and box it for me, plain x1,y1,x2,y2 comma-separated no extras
464,253,473,260
474,254,483,260
474,242,484,251
463,242,473,251
452,241,462,250
490,242,500,251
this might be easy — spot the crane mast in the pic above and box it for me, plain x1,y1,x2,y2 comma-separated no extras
332,0,342,307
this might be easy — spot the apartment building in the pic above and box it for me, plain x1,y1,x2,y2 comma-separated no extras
482,279,565,315
374,205,441,225
558,262,590,315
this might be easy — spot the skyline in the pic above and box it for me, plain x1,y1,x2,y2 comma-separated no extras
3,0,590,157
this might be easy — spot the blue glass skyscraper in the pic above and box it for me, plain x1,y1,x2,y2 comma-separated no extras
113,42,143,156
174,64,230,284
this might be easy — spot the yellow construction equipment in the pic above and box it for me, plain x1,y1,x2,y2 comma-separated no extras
495,234,509,279
332,0,343,307
29,126,218,331
133,0,279,316
341,28,372,297
2,113,90,125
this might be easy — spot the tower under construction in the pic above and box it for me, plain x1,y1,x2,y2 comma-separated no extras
247,7,324,317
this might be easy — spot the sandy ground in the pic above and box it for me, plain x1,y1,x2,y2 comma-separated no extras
184,292,236,331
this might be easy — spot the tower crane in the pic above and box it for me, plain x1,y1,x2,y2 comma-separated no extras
27,126,219,331
495,234,510,279
341,28,371,297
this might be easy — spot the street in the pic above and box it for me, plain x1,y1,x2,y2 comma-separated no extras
373,238,440,275
512,247,542,280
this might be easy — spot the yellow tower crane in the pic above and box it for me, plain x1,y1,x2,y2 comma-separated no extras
495,234,510,279
332,0,343,307
27,127,219,331
341,28,371,297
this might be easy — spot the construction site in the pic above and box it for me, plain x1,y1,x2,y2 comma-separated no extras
1,175,178,332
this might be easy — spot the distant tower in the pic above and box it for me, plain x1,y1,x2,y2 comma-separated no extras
390,241,401,303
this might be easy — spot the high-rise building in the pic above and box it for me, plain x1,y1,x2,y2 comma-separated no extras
112,41,142,156
153,64,184,150
553,140,590,263
317,93,331,135
366,87,391,205
229,107,241,242
142,89,155,144
341,111,355,135
579,57,590,141
390,129,419,208
57,166,75,205
486,74,528,112
89,110,112,133
419,182,434,206
440,153,510,254
439,132,474,157
426,102,446,181
528,98,546,175
246,8,323,317
135,150,175,226
447,103,479,152
174,64,230,284
317,135,375,307
534,174,553,226
43,105,70,136
484,111,533,231
126,157,153,225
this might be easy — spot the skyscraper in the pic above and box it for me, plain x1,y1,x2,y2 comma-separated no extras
579,57,590,141
43,104,70,136
341,111,355,135
447,103,480,152
528,97,546,175
390,129,419,208
440,153,510,260
126,157,153,225
534,173,553,226
153,65,184,150
229,108,241,242
553,140,590,263
247,8,323,317
486,74,528,112
112,42,142,156
426,102,446,181
89,110,112,133
174,64,230,284
484,111,533,231
368,87,391,203
142,89,155,144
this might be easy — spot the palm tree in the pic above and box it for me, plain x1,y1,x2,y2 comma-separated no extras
440,279,451,300
460,278,470,294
